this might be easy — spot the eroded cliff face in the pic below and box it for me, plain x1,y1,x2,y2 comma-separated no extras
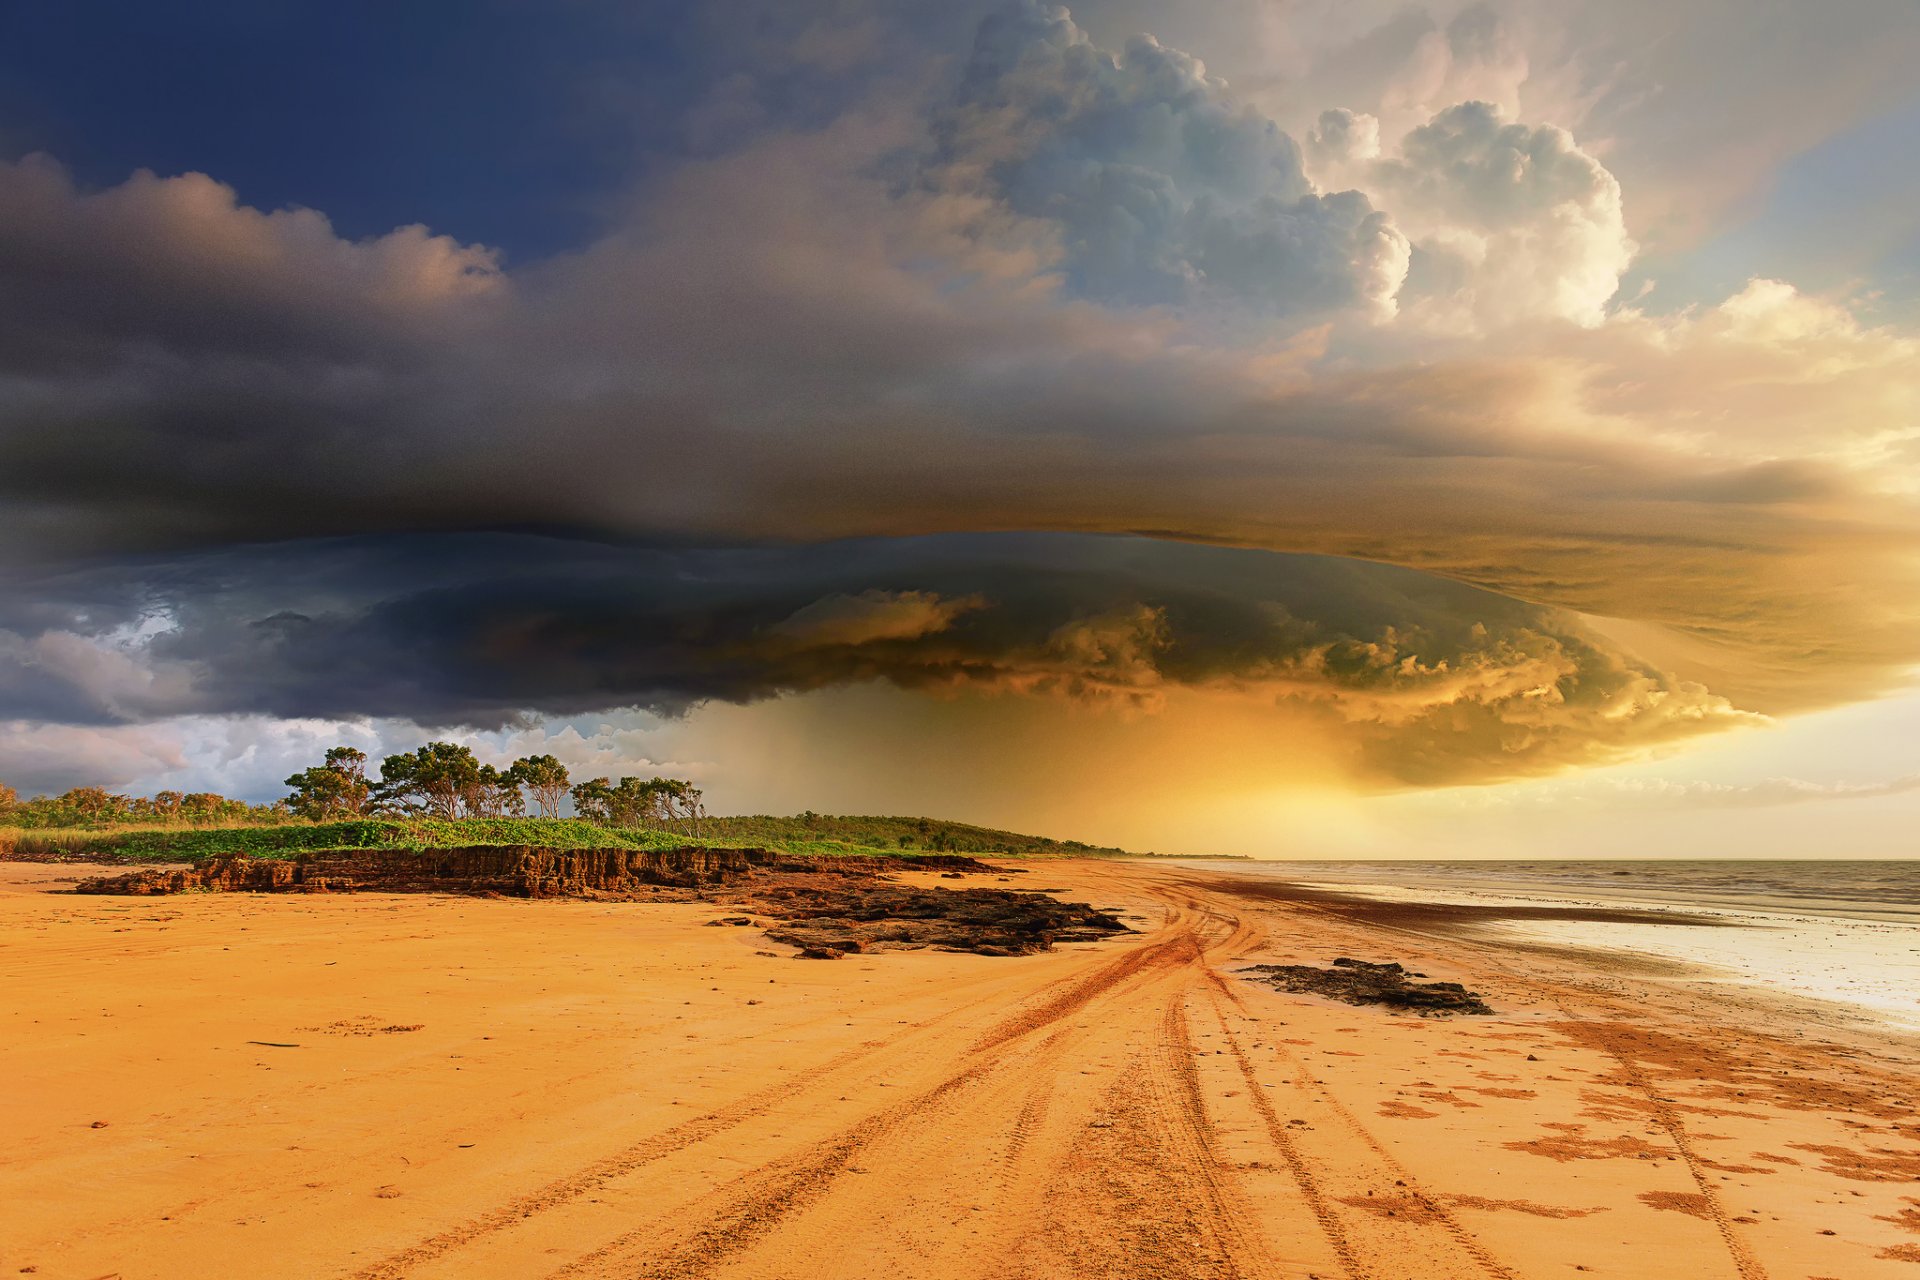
73,846,990,897
71,847,1128,957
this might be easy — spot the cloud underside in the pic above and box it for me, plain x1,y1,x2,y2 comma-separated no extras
2,132,1914,714
0,1,1917,798
0,532,1764,788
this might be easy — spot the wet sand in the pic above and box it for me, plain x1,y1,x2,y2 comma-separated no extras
5,858,1920,1278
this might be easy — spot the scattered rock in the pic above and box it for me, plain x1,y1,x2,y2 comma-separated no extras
75,847,1129,959
1239,958,1494,1016
758,877,1127,958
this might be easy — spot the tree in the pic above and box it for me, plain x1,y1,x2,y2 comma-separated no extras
62,787,128,825
508,755,570,818
283,747,373,821
568,775,705,833
570,777,615,823
605,777,655,826
0,781,15,821
461,764,525,819
375,742,482,818
657,779,705,836
148,791,184,824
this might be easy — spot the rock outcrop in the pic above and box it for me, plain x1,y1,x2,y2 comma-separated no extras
70,846,1122,958
1239,957,1493,1016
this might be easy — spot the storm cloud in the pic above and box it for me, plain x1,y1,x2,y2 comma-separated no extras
1,1,1917,809
0,532,1759,786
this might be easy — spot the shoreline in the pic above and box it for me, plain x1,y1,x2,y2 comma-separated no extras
1170,856,1920,924
1177,858,1920,1036
6,857,1920,1278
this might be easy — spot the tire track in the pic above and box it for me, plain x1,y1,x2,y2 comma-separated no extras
966,924,1193,1055
552,1060,995,1279
349,927,1164,1279
345,1035,887,1280
1300,908,1775,1280
1184,894,1524,1280
1146,996,1288,1280
1187,868,1768,1280
554,932,1204,1278
1193,992,1367,1280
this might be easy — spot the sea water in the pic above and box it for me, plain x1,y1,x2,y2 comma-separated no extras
1181,858,1920,1033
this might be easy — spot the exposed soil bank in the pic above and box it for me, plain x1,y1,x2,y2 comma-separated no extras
71,846,1123,957
71,846,995,897
1240,957,1495,1015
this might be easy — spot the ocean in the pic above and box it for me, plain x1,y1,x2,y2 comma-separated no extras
1179,858,1920,1033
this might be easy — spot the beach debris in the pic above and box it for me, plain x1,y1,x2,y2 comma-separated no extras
300,1018,421,1037
1239,958,1494,1016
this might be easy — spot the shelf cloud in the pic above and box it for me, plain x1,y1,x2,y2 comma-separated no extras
1,0,1916,819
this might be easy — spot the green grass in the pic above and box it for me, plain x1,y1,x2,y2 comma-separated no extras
696,814,1136,858
0,814,1137,864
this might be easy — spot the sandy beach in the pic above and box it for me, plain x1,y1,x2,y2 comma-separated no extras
5,858,1920,1280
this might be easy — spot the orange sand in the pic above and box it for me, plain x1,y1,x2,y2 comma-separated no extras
4,858,1919,1279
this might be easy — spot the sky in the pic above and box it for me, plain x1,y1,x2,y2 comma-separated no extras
1,0,1918,857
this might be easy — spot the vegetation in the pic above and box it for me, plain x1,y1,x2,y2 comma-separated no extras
0,785,292,829
282,748,374,820
511,754,570,818
279,742,704,833
694,812,1134,858
570,775,704,834
0,818,701,863
0,814,1114,864
0,747,1149,864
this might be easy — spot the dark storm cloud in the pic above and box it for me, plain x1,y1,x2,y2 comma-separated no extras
0,0,1915,741
0,531,1757,785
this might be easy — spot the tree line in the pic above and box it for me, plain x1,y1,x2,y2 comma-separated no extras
0,783,285,830
282,743,704,833
0,745,704,835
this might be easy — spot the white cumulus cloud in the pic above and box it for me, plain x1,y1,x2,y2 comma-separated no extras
933,1,1410,321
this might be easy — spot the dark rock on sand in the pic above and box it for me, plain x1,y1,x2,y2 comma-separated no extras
73,847,1128,959
1240,957,1494,1016
756,876,1128,958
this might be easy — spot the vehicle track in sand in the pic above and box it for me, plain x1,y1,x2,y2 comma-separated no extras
1152,877,1523,1280
360,902,1231,1279
1171,865,1800,1280
14,859,1918,1280
350,934,1141,1279
347,864,1889,1280
543,877,1529,1280
543,906,1288,1280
